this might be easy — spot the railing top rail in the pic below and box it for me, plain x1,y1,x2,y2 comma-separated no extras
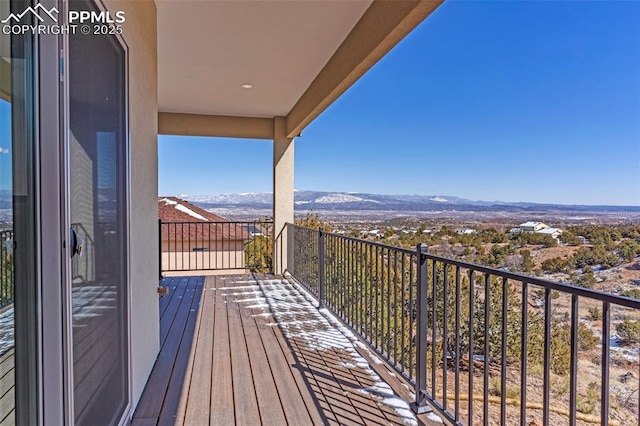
423,251,640,309
288,223,416,255
160,220,273,225
287,223,640,310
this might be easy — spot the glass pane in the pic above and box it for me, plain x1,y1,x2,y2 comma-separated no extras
68,1,128,424
0,8,15,422
0,0,38,424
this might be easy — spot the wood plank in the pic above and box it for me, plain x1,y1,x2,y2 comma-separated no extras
158,277,177,318
159,276,188,318
226,283,261,425
0,368,14,400
132,273,426,426
257,277,329,425
158,276,204,426
129,417,156,426
0,388,13,420
210,276,235,425
0,408,14,426
254,314,321,426
241,305,288,425
160,277,190,345
266,278,389,426
134,276,200,420
182,276,214,425
0,351,14,380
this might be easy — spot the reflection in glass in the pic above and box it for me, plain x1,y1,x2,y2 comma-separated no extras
69,1,128,424
0,27,15,423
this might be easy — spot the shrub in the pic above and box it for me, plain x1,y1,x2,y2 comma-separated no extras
520,249,534,273
490,377,520,400
619,240,640,262
620,288,640,299
542,256,569,273
586,306,602,321
577,324,598,351
578,269,596,288
616,320,640,344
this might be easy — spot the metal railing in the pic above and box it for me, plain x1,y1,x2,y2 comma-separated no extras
0,229,14,308
287,223,640,425
159,220,273,276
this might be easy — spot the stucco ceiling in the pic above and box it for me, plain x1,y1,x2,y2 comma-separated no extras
156,0,373,118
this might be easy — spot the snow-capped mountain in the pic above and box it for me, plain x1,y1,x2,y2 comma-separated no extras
314,194,379,204
184,192,273,205
181,191,640,213
429,196,448,203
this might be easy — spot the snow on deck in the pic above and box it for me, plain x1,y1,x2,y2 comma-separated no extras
217,276,435,425
0,308,13,357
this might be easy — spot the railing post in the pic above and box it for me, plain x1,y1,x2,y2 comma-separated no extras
411,243,432,414
158,219,162,281
286,223,294,275
318,229,325,307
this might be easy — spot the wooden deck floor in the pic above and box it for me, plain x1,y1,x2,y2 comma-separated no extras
0,349,14,425
131,274,437,426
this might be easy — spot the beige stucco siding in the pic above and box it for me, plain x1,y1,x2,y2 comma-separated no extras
103,0,159,413
161,239,246,271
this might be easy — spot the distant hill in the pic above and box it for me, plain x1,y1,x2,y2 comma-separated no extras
183,191,640,213
0,190,11,210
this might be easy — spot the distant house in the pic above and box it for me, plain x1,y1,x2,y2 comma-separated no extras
518,221,548,233
536,227,563,240
455,227,476,235
158,197,251,270
510,221,563,242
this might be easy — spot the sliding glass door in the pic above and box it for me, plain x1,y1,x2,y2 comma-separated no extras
0,0,39,424
67,1,129,424
1,1,130,423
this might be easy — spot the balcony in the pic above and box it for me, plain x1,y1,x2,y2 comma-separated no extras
131,273,442,425
134,221,640,425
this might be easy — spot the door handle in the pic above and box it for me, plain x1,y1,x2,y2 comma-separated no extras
70,228,85,258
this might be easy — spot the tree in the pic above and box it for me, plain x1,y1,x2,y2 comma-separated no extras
616,320,640,345
521,249,534,273
578,268,596,288
619,240,640,262
296,212,332,231
559,230,582,246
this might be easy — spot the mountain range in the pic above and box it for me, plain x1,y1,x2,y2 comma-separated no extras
183,191,640,213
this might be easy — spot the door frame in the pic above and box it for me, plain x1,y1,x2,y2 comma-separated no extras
37,0,65,424
46,0,133,423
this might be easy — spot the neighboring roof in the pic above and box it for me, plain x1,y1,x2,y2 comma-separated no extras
519,221,547,228
158,196,229,222
537,227,563,235
158,197,250,241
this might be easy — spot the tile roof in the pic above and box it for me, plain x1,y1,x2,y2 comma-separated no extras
158,197,250,241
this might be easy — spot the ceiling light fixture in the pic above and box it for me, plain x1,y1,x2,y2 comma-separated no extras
241,83,253,89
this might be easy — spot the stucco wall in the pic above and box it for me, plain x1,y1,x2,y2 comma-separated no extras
161,240,246,270
103,0,159,414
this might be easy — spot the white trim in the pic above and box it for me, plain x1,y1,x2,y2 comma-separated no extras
59,0,74,422
37,0,65,424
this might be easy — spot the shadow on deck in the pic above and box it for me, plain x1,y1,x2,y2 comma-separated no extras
131,274,440,425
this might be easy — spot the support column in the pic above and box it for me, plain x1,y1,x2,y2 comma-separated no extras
273,117,294,274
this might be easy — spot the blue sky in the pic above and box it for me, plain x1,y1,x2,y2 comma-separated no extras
159,0,640,206
0,101,11,190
